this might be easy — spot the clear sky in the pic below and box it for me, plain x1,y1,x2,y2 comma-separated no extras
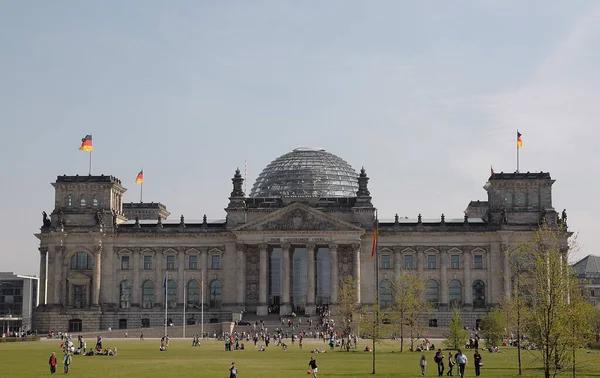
1,1,598,275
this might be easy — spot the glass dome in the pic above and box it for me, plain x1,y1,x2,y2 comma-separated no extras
250,147,359,198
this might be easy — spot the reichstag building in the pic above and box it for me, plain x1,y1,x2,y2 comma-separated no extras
34,147,565,332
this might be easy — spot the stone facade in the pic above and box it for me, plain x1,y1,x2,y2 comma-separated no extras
34,151,569,333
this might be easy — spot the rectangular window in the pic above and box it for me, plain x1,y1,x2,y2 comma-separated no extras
211,255,220,270
143,256,152,270
188,255,198,270
166,255,175,270
121,256,130,270
427,255,437,269
474,255,484,269
450,255,459,269
403,255,414,270
428,319,438,327
381,255,391,270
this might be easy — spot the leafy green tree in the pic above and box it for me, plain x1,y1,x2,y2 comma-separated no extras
517,224,576,378
390,272,430,352
443,310,468,350
336,276,360,337
480,307,506,348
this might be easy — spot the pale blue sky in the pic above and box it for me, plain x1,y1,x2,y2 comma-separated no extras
1,1,598,274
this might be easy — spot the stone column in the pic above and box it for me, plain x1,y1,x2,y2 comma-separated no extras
393,247,402,284
257,244,268,316
306,243,316,315
38,247,48,306
155,249,163,307
93,244,102,306
178,250,185,306
417,248,424,275
329,243,338,304
502,243,511,298
440,248,448,309
281,243,291,315
352,243,361,304
54,246,64,306
132,250,140,307
463,249,472,308
236,244,246,308
201,248,208,307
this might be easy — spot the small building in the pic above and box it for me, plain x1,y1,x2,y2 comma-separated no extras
0,272,38,334
572,255,600,306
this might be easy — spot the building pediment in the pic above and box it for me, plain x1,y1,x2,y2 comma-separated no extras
233,202,364,233
66,271,91,282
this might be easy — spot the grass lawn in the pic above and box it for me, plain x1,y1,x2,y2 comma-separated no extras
2,338,600,377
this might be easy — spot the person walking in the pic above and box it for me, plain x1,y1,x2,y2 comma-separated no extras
420,354,427,376
473,350,482,376
48,352,57,375
63,351,72,375
456,349,468,378
435,348,445,376
229,362,238,378
308,356,318,378
447,352,455,376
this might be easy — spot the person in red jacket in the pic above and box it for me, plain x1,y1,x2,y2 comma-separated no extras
48,352,57,374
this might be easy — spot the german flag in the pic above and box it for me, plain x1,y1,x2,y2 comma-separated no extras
371,217,378,260
135,170,144,184
517,131,523,148
79,135,93,152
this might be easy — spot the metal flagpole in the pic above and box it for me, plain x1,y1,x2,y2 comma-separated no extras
89,151,92,175
164,275,168,338
183,283,186,338
372,210,379,374
516,130,520,173
140,183,143,203
201,270,204,339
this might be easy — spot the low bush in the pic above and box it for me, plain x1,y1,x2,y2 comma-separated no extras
0,336,40,343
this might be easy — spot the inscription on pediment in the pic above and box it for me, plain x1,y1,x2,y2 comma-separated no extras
261,209,346,231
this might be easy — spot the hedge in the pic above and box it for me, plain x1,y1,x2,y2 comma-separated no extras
0,336,41,343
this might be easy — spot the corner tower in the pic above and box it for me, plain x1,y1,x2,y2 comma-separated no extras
484,171,557,226
50,174,127,230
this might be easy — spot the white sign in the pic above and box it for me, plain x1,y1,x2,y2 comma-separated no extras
265,237,330,243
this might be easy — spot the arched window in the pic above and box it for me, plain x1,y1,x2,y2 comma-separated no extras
426,280,439,306
120,281,132,309
472,280,486,309
379,280,393,309
449,279,462,308
187,280,200,308
167,279,177,308
66,194,73,207
142,280,154,308
70,252,92,270
92,195,99,208
209,280,223,309
80,195,86,207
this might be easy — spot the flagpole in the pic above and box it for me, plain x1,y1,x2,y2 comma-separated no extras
140,183,143,203
164,275,168,338
183,283,186,339
516,129,520,173
89,151,92,175
372,210,379,375
201,270,204,339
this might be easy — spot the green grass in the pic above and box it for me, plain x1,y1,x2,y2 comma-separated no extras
2,338,600,377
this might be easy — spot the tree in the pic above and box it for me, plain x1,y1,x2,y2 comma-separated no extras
336,276,360,338
517,224,577,378
443,310,468,350
390,272,430,352
480,307,506,348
